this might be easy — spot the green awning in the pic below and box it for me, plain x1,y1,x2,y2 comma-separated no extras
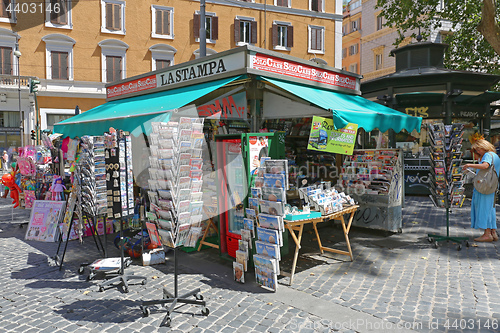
54,76,241,138
261,77,422,133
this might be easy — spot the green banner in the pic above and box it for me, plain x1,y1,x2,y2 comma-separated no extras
307,116,358,155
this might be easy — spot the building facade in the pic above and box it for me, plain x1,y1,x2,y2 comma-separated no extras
341,0,361,74
0,0,343,152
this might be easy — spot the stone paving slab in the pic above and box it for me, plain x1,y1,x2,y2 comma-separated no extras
0,196,499,332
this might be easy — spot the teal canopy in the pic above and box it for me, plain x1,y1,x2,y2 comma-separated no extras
54,76,240,138
261,77,422,133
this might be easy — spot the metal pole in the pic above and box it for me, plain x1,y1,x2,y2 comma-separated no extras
15,43,23,147
200,0,206,57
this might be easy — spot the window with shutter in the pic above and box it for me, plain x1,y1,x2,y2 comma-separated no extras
106,55,122,82
250,20,257,44
1,0,11,19
102,0,124,34
275,0,288,6
193,13,200,39
51,51,68,80
0,46,12,75
311,0,323,12
152,6,173,39
211,16,218,41
309,25,324,53
50,0,68,25
156,9,170,35
155,59,171,70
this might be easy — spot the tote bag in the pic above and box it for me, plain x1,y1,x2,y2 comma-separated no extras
473,153,499,195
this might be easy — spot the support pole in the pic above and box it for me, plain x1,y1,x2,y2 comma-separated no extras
200,0,206,58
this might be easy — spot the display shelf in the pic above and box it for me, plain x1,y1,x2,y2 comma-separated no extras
426,123,469,250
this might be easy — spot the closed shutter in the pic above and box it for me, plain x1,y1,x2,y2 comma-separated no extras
113,4,121,30
106,3,113,29
51,0,68,25
193,13,200,39
250,20,257,44
234,18,240,43
287,25,293,48
272,23,278,47
0,47,12,75
156,10,163,34
212,16,218,40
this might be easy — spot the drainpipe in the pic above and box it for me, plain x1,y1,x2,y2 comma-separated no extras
200,0,206,57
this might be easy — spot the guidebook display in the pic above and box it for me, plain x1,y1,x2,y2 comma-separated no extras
427,123,466,208
147,118,205,249
233,158,286,292
79,135,108,218
298,184,356,215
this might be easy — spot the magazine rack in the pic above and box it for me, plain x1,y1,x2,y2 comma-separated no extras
140,247,208,326
427,123,469,250
142,118,209,326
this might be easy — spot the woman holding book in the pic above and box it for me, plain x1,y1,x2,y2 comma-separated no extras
463,137,500,242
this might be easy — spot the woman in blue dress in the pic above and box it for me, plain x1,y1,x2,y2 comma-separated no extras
463,139,500,242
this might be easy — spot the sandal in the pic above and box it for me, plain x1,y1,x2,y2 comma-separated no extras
491,231,499,241
474,235,494,242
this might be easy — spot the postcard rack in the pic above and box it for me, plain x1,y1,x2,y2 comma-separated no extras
427,123,469,250
98,132,147,292
141,119,209,327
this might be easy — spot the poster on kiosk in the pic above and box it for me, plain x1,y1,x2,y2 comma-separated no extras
215,132,285,259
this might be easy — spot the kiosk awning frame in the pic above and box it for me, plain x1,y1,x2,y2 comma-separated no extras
53,76,241,138
260,76,423,133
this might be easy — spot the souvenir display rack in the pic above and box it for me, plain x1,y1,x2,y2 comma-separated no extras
98,132,147,292
427,123,469,250
141,119,208,327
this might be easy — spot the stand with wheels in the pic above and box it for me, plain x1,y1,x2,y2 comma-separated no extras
140,247,208,327
97,218,147,292
427,123,469,251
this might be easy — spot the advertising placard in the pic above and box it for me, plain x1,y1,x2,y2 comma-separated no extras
307,116,358,155
25,200,66,242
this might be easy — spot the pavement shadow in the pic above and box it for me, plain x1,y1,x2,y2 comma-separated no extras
54,299,142,323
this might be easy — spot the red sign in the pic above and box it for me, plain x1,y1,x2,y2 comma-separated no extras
197,91,247,119
107,75,157,98
250,53,357,90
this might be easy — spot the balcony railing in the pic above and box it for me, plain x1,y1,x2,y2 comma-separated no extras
0,75,33,87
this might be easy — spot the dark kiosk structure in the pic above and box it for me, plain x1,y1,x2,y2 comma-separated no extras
361,42,500,195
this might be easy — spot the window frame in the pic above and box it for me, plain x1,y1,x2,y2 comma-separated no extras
0,46,12,75
349,43,358,56
194,11,218,44
375,53,383,70
274,0,290,7
309,0,324,12
101,0,126,35
151,5,174,40
0,0,16,23
376,14,383,31
234,16,257,46
349,63,358,73
272,20,293,51
0,28,19,75
42,33,75,80
149,44,176,71
308,25,324,54
98,39,128,83
45,0,72,29
351,19,359,32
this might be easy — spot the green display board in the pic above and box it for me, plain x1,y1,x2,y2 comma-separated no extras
307,116,358,155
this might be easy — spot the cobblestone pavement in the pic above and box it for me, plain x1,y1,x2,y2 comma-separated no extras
0,196,499,332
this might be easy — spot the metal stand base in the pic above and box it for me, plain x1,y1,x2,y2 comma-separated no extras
427,207,469,251
98,218,147,293
140,248,209,327
98,271,147,293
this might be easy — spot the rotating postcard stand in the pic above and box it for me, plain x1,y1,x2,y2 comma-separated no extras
427,123,469,250
141,118,209,326
98,133,147,292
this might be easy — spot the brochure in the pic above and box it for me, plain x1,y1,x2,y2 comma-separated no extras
255,240,280,261
259,200,284,216
235,250,248,272
256,226,282,247
233,261,245,283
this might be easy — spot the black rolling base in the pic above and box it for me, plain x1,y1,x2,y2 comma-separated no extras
427,233,470,251
141,287,208,327
98,272,147,293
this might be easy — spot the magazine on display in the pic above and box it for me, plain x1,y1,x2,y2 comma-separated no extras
258,213,284,232
256,226,282,247
263,173,286,190
255,240,280,261
235,250,248,272
263,159,289,190
259,200,284,216
261,187,286,203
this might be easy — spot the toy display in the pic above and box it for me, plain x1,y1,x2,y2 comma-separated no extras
1,173,22,208
49,176,66,201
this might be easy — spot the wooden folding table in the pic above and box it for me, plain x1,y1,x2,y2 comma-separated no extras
280,205,359,285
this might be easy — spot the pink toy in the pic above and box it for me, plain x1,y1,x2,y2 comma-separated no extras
49,176,66,201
